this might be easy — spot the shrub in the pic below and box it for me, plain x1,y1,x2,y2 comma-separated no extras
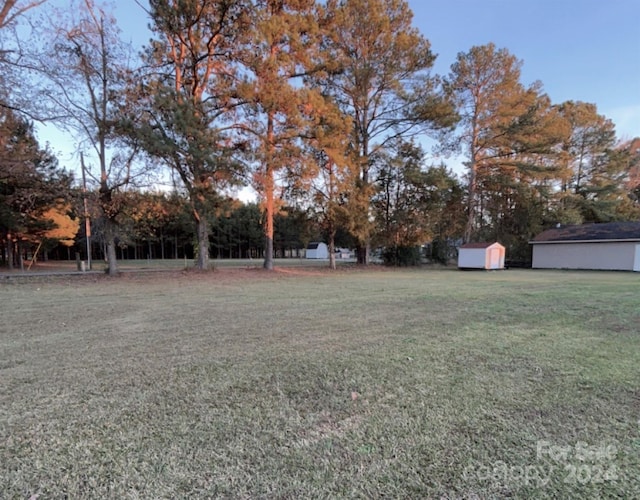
382,245,422,266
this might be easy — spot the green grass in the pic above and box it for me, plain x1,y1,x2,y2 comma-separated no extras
1,268,639,498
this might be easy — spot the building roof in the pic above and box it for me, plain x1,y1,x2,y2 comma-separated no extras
531,221,640,244
307,242,323,249
460,242,504,249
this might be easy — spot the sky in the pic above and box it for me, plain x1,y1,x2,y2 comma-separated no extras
33,0,640,178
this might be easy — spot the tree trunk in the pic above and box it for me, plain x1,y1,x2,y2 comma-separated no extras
263,177,274,268
263,111,275,271
106,239,117,275
104,218,118,276
195,216,209,270
464,180,476,243
359,134,371,265
7,234,14,270
465,115,479,243
328,232,336,270
19,242,24,271
264,233,274,270
356,244,368,265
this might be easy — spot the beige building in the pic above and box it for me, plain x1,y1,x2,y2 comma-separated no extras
530,222,640,272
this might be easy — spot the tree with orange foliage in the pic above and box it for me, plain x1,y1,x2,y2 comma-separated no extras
42,203,79,247
236,0,330,270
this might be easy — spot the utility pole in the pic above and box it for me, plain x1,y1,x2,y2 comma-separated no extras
81,153,92,270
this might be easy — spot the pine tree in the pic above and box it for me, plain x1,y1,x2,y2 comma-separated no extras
133,0,250,270
237,0,328,270
320,0,453,264
444,43,569,244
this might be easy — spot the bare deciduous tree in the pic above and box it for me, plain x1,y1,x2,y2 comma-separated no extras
29,0,139,274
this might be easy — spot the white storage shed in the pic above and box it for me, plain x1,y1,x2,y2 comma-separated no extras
458,242,506,270
531,222,640,271
306,242,329,259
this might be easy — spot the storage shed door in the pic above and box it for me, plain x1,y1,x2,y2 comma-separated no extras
489,248,501,269
634,245,640,272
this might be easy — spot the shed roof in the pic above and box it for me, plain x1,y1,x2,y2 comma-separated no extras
307,242,323,249
460,242,503,249
531,221,640,244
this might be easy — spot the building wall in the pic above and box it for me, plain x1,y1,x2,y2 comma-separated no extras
458,249,486,268
532,242,637,271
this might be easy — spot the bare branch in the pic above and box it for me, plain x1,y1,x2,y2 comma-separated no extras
0,0,47,29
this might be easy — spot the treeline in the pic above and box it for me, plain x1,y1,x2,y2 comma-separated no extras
74,193,326,263
1,0,639,272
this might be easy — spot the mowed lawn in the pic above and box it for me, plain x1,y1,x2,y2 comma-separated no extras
1,267,639,498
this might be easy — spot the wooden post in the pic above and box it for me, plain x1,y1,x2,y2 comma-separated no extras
81,153,92,270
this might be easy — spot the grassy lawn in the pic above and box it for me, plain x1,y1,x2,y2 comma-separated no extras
1,267,638,498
